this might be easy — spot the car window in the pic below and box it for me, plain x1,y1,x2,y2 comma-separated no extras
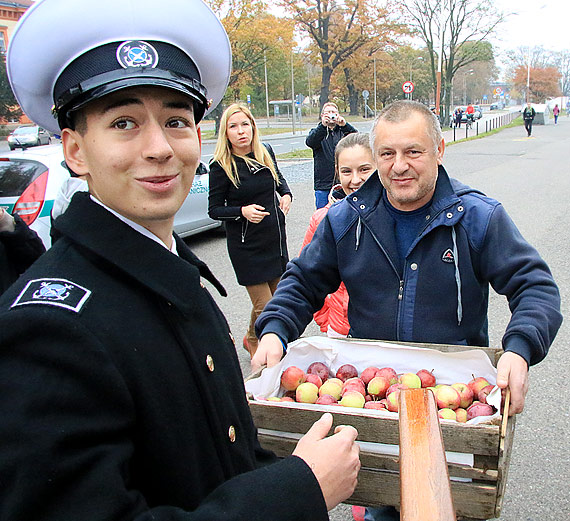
13,127,37,136
0,158,48,196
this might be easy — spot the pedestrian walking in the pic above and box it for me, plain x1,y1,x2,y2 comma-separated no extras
208,103,293,357
523,102,536,136
306,102,357,209
553,104,560,124
0,0,361,519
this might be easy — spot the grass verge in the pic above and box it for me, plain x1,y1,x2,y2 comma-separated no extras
201,127,298,140
277,148,313,160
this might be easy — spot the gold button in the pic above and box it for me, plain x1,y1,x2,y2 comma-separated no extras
229,333,235,346
228,425,236,443
206,355,214,372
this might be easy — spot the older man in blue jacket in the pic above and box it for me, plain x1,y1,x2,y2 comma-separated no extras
255,100,562,417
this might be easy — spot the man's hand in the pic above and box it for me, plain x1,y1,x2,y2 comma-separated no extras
241,204,270,224
496,351,529,416
336,115,346,126
293,413,360,510
251,333,284,372
279,194,292,216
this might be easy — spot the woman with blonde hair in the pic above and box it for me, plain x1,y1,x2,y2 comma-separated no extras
208,103,292,357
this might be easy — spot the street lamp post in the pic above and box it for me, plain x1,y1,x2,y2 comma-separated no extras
462,69,474,105
264,51,270,128
291,49,295,135
373,55,377,114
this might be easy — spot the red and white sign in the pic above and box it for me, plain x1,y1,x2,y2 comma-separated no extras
402,81,415,94
493,87,503,96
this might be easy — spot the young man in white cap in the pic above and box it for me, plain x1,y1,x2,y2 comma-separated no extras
0,1,360,519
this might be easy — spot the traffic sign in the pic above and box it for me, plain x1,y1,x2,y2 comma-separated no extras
402,81,415,94
362,90,370,99
493,87,502,96
246,94,251,104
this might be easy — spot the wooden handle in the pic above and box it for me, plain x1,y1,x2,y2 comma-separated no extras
398,389,456,521
500,388,511,439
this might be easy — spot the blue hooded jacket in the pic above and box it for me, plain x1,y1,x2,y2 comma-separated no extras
256,167,562,365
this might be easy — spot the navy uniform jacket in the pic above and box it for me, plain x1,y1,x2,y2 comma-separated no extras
0,193,327,521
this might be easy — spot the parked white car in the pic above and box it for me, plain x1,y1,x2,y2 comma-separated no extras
0,145,220,248
7,125,52,150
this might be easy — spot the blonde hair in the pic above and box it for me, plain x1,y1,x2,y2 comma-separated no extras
213,103,278,187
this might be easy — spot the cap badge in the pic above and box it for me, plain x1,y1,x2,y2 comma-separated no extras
116,40,159,69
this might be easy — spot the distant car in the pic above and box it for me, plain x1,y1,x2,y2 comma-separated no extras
0,145,220,248
490,103,499,110
7,125,51,150
472,105,483,119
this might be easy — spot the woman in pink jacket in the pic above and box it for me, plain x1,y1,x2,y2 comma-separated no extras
300,132,375,337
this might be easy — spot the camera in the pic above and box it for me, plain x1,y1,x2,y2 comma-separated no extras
329,114,337,122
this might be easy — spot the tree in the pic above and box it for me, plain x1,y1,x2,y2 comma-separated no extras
512,66,561,102
280,0,399,111
400,0,505,122
0,55,21,122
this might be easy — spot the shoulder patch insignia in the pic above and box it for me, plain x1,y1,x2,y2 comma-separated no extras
11,278,91,313
442,249,455,263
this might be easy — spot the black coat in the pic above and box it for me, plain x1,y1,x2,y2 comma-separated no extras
0,193,327,521
0,213,45,295
305,122,357,191
208,146,292,286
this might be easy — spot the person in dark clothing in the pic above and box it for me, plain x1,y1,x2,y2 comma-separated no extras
523,102,536,136
0,1,361,520
0,208,45,295
209,103,293,357
306,102,357,209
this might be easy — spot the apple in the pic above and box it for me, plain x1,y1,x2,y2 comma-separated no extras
399,372,422,389
280,366,305,391
416,369,436,388
327,377,343,387
365,394,373,402
455,408,468,423
307,361,330,383
438,408,457,421
364,401,387,410
342,378,366,397
378,399,389,409
478,384,495,404
466,401,494,420
336,364,359,382
367,376,390,398
319,379,342,400
451,382,474,409
280,396,295,402
468,376,491,397
435,385,461,410
316,394,338,405
360,366,381,385
387,383,407,396
377,367,398,385
386,390,400,412
266,396,281,402
295,382,319,404
339,390,365,408
305,373,323,388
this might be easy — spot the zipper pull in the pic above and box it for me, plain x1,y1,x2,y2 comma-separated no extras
398,280,404,300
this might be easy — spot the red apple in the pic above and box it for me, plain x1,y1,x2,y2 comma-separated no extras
336,364,359,382
307,362,331,383
451,382,474,409
315,394,338,405
416,369,436,388
387,383,408,396
466,401,494,420
342,378,366,397
386,390,400,412
280,366,305,391
377,367,398,385
435,385,461,410
305,373,323,388
367,376,390,398
364,401,387,410
295,382,319,403
467,376,491,397
280,396,295,402
360,366,381,385
478,384,495,404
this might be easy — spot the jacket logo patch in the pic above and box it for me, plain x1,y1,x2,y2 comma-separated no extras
442,249,455,263
11,278,91,313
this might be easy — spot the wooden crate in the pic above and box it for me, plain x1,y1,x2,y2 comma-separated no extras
246,340,516,521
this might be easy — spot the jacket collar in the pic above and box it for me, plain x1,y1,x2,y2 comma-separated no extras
54,193,226,315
